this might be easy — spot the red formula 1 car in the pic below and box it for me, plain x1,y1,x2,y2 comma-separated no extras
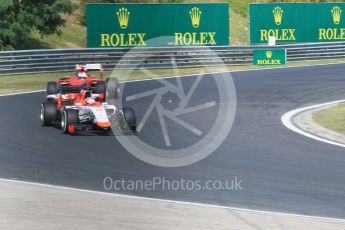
46,64,119,101
40,90,136,135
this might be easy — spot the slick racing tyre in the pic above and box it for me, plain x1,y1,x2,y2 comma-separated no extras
40,101,58,126
46,82,58,95
105,77,120,99
122,107,136,132
61,109,79,134
95,81,106,94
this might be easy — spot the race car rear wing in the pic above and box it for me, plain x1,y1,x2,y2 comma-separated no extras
76,64,103,71
76,64,104,80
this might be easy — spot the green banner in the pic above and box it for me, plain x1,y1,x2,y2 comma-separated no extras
253,49,286,66
86,3,229,47
250,3,345,44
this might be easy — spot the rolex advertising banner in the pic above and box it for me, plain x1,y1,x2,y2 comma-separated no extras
253,49,286,66
250,3,345,44
86,3,229,47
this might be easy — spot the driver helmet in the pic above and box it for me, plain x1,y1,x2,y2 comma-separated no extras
78,71,87,79
85,97,95,105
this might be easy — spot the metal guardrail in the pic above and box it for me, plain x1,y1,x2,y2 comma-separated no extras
0,42,345,75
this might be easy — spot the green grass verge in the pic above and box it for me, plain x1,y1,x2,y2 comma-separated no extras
313,102,345,135
0,72,68,95
1,58,345,95
30,23,86,49
0,68,228,95
28,14,86,49
230,8,249,45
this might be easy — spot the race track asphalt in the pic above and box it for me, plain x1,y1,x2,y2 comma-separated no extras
0,63,345,219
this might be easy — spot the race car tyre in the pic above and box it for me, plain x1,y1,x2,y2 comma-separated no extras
40,102,57,126
61,109,79,134
95,81,106,94
47,82,58,95
123,107,136,132
105,77,120,99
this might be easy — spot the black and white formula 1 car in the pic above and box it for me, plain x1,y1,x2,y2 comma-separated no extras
40,90,136,135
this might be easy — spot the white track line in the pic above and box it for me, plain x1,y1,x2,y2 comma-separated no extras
0,89,44,97
1,61,345,97
1,177,344,222
281,100,345,148
122,61,345,83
